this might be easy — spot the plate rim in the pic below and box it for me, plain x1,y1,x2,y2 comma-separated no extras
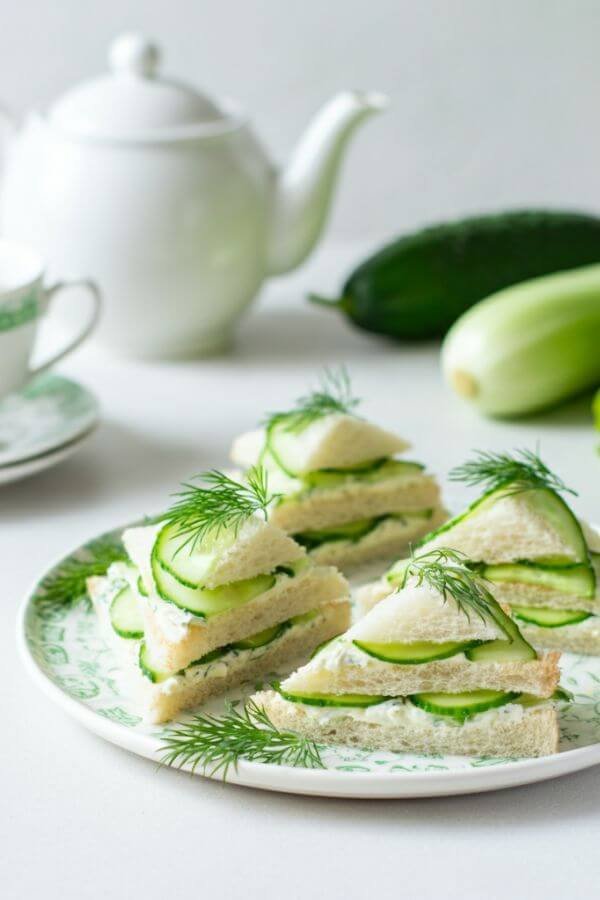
17,529,600,799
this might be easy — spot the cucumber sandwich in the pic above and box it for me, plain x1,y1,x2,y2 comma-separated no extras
360,450,600,656
230,370,447,570
87,468,350,723
254,550,562,758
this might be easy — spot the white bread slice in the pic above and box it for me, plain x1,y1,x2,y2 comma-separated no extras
420,490,579,564
88,575,350,724
141,565,349,672
351,578,505,644
271,472,441,533
305,506,448,570
123,516,304,592
581,520,600,553
255,689,558,758
231,414,410,474
516,615,600,656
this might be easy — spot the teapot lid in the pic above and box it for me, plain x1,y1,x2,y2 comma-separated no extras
48,33,235,141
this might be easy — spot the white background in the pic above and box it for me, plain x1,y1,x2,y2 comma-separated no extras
2,2,600,898
2,0,600,238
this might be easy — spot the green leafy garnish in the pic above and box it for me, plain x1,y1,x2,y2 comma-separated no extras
265,366,360,433
400,548,502,627
160,466,277,554
159,699,324,778
449,448,576,497
39,536,127,609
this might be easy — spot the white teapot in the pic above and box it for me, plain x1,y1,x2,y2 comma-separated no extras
0,34,386,359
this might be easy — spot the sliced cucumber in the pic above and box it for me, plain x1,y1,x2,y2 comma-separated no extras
409,689,519,721
137,575,148,598
353,638,484,664
309,636,337,659
295,509,433,550
278,686,391,708
151,552,276,617
483,561,595,598
289,609,319,626
301,459,424,490
512,605,592,627
110,586,144,639
139,641,173,683
465,609,537,662
153,523,215,588
232,623,287,650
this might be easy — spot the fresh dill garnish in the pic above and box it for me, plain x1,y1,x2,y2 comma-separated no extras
160,466,277,553
159,699,324,778
39,536,127,609
265,366,360,433
400,548,502,626
449,448,576,497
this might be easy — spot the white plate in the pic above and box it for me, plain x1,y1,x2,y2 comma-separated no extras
0,427,96,485
18,528,600,799
0,374,99,467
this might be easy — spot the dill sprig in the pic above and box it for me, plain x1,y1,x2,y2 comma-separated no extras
449,448,576,497
400,548,501,626
39,536,127,608
160,466,277,553
159,699,324,778
265,366,360,433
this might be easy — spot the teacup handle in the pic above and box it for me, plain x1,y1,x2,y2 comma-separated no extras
29,279,102,380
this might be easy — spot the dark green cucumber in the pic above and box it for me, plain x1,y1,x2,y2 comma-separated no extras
232,623,287,650
512,605,592,627
309,210,600,339
353,638,484,664
137,575,148,598
295,509,433,551
278,687,391,708
409,689,519,721
109,586,144,639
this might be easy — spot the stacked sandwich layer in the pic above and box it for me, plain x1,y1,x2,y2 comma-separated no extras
360,465,600,655
255,558,562,757
89,511,350,723
231,412,447,570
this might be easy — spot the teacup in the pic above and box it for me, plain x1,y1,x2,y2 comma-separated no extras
0,239,101,399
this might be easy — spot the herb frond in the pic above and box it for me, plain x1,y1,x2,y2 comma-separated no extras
39,536,127,609
159,699,324,778
160,466,277,553
449,448,576,497
400,548,501,626
265,366,360,433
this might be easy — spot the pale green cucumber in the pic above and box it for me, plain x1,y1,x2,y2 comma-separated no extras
483,561,595,598
301,459,424,490
151,552,275,617
110,586,144,639
153,523,215,588
232,623,287,650
410,689,519,721
465,610,537,662
294,509,433,551
512,605,592,627
137,576,148,598
352,638,484,664
441,263,600,417
278,686,391,708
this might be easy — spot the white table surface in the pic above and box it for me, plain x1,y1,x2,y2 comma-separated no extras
3,241,599,900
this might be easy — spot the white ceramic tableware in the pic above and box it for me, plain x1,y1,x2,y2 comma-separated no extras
0,239,100,399
0,33,386,359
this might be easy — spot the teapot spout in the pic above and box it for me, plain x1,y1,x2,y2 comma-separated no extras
266,90,387,276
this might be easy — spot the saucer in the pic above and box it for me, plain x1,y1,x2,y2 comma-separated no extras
0,426,97,485
0,374,99,467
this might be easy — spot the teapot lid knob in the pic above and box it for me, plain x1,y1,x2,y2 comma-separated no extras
109,33,160,78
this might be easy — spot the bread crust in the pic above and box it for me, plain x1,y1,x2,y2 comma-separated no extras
518,618,600,655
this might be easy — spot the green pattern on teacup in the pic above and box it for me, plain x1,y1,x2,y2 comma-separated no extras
0,290,37,332
23,530,600,776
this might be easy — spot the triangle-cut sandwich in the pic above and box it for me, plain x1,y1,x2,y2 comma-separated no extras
88,468,350,723
230,370,447,570
359,450,600,656
254,549,563,758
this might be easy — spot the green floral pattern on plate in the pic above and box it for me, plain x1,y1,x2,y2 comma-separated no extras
0,374,98,465
0,290,37,332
